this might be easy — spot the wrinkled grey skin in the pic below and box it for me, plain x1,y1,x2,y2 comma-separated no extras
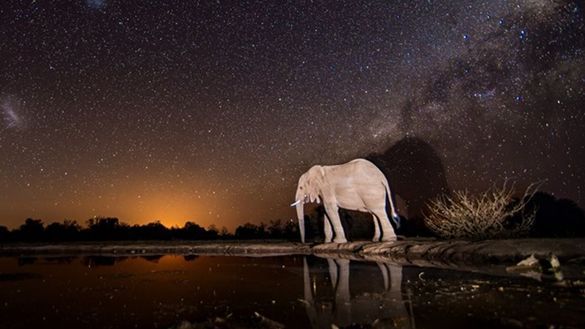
292,158,400,243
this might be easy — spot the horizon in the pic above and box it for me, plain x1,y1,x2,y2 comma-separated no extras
1,215,286,233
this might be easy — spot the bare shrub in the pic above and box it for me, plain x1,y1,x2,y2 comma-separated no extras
424,183,539,239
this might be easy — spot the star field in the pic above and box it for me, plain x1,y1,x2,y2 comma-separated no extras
0,0,584,230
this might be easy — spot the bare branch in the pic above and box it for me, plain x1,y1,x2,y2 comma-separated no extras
424,183,538,239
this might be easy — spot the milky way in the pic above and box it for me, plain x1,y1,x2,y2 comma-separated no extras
1,96,24,130
85,0,106,10
0,0,583,229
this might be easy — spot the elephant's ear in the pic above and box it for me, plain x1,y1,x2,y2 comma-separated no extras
307,166,324,203
307,178,317,203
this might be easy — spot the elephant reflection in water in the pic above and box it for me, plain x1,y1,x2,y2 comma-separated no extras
302,257,413,328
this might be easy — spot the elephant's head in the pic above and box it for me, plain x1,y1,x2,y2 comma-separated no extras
291,165,325,243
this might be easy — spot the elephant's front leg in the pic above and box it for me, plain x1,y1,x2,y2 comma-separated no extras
324,203,347,243
372,214,381,242
334,259,351,327
324,215,334,243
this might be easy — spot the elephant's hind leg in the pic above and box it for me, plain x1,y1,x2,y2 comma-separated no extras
372,208,397,242
324,203,347,243
377,262,390,290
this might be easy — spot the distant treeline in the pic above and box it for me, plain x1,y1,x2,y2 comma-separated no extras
1,191,584,243
0,217,300,242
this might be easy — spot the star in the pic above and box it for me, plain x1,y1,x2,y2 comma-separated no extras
0,0,582,230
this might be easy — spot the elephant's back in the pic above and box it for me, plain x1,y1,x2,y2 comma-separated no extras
348,158,383,174
327,159,385,182
335,159,386,187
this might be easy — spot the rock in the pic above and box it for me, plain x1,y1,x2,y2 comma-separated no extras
550,254,561,270
517,254,540,268
254,312,285,329
506,254,542,272
175,321,195,329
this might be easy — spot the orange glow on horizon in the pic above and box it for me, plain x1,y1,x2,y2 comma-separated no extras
0,173,290,233
117,189,213,229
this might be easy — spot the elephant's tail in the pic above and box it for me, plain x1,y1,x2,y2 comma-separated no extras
383,179,401,229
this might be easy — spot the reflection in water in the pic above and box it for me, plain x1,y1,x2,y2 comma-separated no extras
141,255,164,263
82,256,128,267
0,272,43,281
183,255,199,262
303,257,413,328
43,256,76,264
17,257,37,266
0,255,583,328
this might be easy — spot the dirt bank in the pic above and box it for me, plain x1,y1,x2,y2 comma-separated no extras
2,238,585,267
311,238,585,277
0,240,312,257
313,238,585,262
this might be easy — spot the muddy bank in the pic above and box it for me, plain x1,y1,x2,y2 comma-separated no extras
313,238,585,263
312,238,585,277
2,238,585,267
0,241,312,257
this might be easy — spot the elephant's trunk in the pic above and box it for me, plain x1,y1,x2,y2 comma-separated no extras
295,191,305,243
296,202,305,243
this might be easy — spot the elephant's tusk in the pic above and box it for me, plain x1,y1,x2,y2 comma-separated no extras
290,200,302,207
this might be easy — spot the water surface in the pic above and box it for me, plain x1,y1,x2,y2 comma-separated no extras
0,255,583,328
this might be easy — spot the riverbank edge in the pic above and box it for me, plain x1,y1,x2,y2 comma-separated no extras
2,238,584,266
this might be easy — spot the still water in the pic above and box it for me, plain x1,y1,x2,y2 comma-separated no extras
0,255,584,328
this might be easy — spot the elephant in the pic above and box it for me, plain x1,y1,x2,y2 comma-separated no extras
291,158,401,243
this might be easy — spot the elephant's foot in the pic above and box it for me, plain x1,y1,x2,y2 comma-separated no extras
380,235,397,242
333,237,348,243
372,237,381,242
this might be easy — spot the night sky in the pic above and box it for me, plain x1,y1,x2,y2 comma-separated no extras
1,0,584,230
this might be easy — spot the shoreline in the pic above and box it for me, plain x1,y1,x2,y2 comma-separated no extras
2,238,584,265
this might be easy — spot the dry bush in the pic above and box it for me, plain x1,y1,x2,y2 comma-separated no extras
424,183,538,239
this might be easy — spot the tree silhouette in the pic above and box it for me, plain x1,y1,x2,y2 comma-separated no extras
0,225,9,242
264,219,299,240
267,219,284,238
180,221,207,239
219,226,230,238
130,221,171,240
206,224,219,239
235,222,263,239
17,218,45,241
86,217,125,240
523,192,585,237
46,220,81,241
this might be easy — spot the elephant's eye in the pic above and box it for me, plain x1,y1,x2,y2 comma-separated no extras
299,187,303,190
